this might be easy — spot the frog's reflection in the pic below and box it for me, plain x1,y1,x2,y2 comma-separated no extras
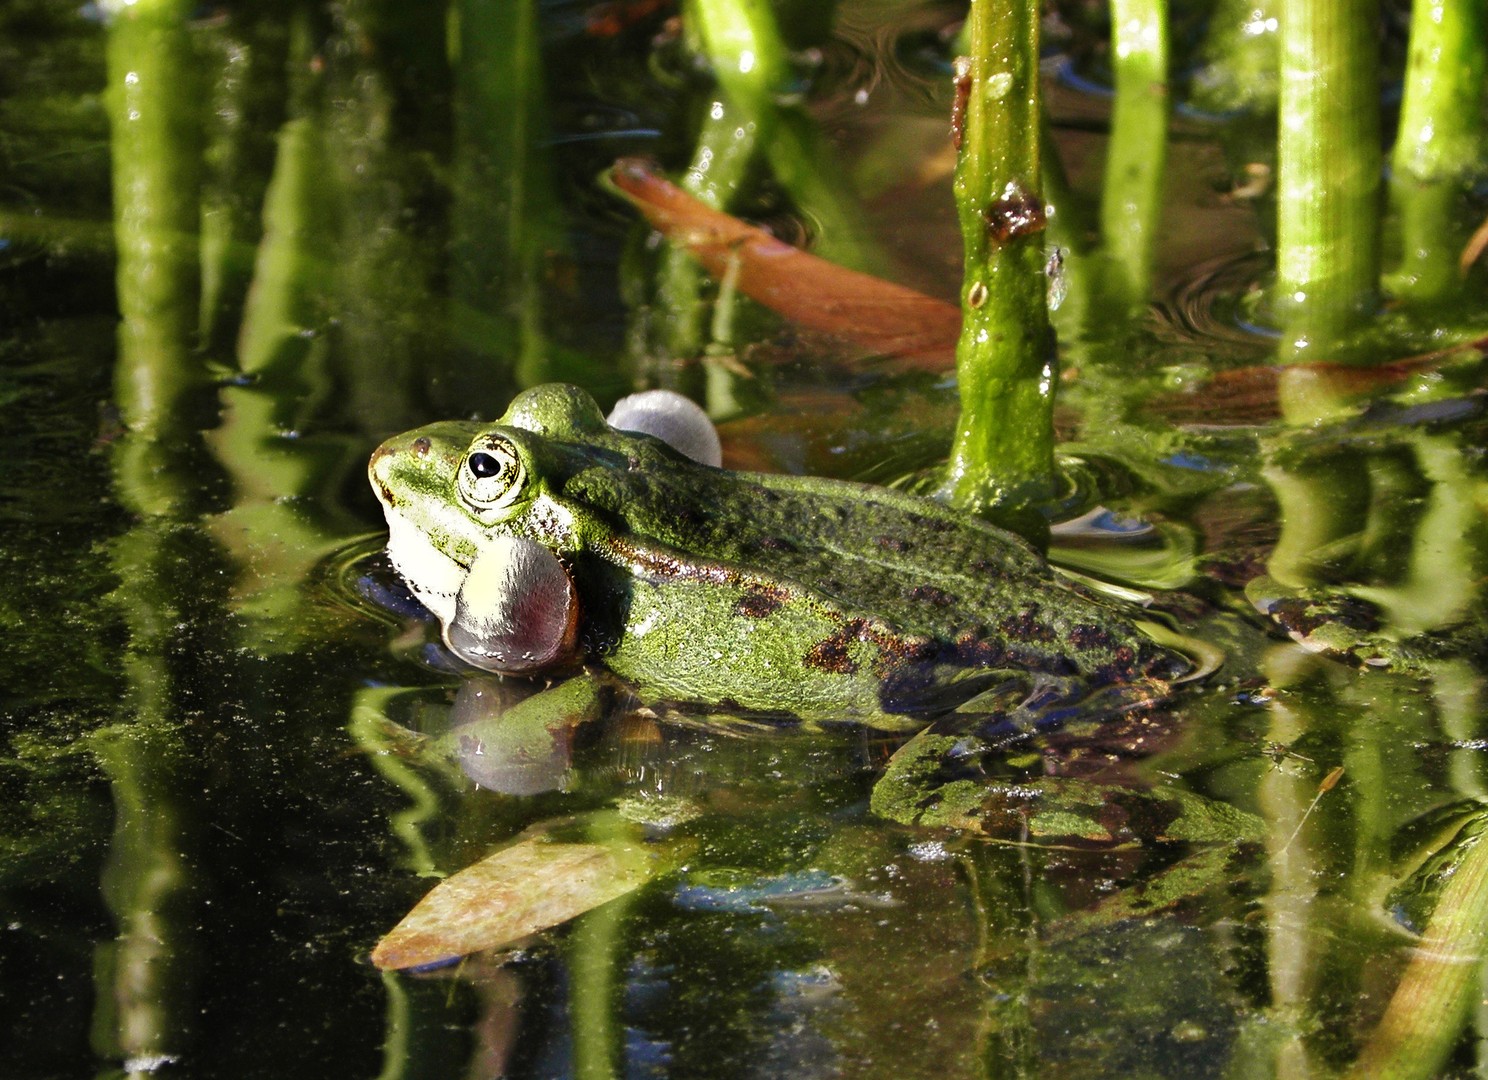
449,677,574,795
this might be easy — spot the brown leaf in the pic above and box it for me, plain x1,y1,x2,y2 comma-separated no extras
609,157,960,370
372,837,666,970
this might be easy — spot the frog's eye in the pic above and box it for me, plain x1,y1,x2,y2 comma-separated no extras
458,438,525,511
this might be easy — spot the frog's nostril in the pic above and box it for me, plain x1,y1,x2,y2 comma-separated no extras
412,436,431,456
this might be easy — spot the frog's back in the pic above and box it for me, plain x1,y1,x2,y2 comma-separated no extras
553,438,1182,723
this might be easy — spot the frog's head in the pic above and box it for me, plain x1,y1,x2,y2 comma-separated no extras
369,383,721,674
367,385,617,672
368,384,608,606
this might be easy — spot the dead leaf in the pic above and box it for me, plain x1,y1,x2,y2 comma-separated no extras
372,837,668,970
1461,212,1488,275
609,157,960,370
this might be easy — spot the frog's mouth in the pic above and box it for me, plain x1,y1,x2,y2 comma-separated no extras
380,505,465,626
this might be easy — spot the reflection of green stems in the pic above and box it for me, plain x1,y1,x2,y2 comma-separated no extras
1275,0,1381,358
657,100,760,364
1258,648,1329,1075
100,7,209,1060
94,521,216,1074
656,0,873,371
235,117,332,393
350,690,450,878
942,0,1056,516
1352,435,1488,637
569,814,640,1080
198,19,285,352
1098,0,1168,311
1262,450,1369,588
451,0,560,396
1435,661,1487,798
91,720,192,1075
209,87,359,640
653,0,784,366
107,0,207,516
962,849,1037,1078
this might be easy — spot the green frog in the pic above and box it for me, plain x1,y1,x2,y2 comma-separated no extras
367,383,1185,736
363,385,1267,968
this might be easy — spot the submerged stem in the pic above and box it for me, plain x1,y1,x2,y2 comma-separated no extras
1388,0,1487,303
1099,0,1169,310
942,0,1056,518
1275,0,1382,358
1394,0,1487,184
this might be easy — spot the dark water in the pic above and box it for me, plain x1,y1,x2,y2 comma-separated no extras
3,1,1488,1077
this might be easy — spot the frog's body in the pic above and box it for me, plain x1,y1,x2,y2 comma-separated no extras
369,384,1183,731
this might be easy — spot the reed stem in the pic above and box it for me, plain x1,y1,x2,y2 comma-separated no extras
942,0,1056,517
1275,0,1382,358
1099,0,1169,310
1389,0,1487,302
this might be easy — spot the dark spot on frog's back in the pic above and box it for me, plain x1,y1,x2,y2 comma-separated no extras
1000,605,1056,643
733,588,786,618
1067,623,1113,651
953,629,1006,668
875,536,910,553
906,584,957,607
805,626,859,675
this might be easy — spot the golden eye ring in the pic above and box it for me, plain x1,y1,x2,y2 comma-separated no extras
458,437,525,511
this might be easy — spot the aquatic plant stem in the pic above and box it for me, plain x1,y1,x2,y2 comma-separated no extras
1099,0,1168,310
1275,0,1381,358
655,0,875,373
1388,0,1487,302
1394,0,1486,184
1192,0,1278,112
942,0,1056,516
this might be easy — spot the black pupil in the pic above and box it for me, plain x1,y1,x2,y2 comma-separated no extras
469,452,502,479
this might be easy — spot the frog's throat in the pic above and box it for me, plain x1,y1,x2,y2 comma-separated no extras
383,508,464,625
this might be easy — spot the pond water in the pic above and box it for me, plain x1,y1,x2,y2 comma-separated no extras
3,1,1488,1077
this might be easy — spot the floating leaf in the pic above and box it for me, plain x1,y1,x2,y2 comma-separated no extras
372,836,670,971
609,157,960,369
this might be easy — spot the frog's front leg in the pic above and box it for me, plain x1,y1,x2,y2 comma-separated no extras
438,674,605,795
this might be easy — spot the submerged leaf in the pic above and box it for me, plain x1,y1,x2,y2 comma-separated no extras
372,836,670,971
609,157,959,369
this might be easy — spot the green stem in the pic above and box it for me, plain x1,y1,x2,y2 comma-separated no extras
1191,0,1278,113
1388,0,1487,303
1098,0,1168,310
942,0,1056,517
1275,0,1381,358
651,0,787,369
1393,0,1486,183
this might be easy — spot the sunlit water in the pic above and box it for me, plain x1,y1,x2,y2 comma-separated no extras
3,2,1487,1078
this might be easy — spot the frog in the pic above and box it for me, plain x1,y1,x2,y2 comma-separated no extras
367,382,1187,739
363,384,1269,970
